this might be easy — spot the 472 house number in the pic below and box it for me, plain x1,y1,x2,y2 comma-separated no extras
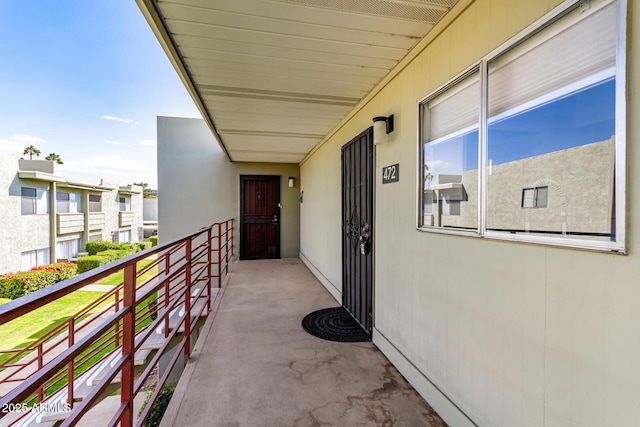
382,163,399,184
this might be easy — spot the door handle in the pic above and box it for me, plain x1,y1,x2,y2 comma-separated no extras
272,215,279,224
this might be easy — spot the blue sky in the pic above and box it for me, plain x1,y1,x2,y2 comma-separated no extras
425,78,615,178
0,1,201,188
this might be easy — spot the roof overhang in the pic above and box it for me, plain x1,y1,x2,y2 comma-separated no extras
136,0,460,163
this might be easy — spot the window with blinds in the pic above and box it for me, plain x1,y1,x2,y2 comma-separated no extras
420,69,479,232
418,0,625,252
89,194,102,212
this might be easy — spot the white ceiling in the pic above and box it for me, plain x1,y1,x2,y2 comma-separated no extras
138,0,459,162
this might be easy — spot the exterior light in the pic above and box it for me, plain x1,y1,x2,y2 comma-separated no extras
288,176,295,188
372,115,394,145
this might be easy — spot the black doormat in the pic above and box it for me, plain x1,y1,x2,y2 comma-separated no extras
301,307,370,342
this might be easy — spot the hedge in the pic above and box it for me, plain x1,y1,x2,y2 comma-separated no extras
0,263,77,300
136,242,152,251
76,256,110,274
85,241,123,255
149,236,158,247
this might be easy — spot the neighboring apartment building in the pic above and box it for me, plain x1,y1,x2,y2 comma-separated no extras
0,154,143,274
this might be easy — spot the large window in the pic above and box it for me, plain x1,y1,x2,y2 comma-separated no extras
21,248,49,271
419,0,625,252
56,191,80,213
119,196,130,212
89,194,102,212
21,187,49,215
56,239,80,260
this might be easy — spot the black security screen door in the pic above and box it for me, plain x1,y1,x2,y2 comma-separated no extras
240,175,280,260
342,128,373,337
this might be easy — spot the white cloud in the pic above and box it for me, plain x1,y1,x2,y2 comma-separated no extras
0,139,23,156
0,134,48,156
13,134,46,144
106,140,122,145
427,160,451,170
101,115,134,124
138,139,155,146
62,155,157,188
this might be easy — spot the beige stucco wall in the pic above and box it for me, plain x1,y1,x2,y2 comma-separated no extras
157,116,300,258
300,0,640,426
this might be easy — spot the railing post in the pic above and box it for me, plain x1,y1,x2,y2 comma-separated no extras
217,222,222,288
115,289,120,348
225,220,230,275
37,343,44,402
164,250,170,338
121,263,136,427
184,238,192,366
207,227,212,312
66,318,75,407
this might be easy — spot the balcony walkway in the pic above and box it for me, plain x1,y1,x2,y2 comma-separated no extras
161,258,447,427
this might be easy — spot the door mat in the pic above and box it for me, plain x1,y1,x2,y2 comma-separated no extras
301,306,370,342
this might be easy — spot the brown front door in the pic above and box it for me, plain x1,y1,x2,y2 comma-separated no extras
342,128,373,337
240,175,280,260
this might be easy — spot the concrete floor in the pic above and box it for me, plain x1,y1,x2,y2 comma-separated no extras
160,258,447,427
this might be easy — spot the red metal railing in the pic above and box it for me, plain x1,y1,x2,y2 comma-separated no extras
0,219,234,427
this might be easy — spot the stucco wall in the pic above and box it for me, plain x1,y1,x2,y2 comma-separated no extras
157,116,300,258
299,0,640,426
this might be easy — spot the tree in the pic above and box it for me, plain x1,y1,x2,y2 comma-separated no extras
134,182,155,199
23,145,41,160
45,153,63,164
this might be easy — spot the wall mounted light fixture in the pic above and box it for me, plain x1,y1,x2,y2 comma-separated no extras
288,176,295,188
372,114,394,145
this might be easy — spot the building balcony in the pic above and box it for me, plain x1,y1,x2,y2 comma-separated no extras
159,259,446,426
119,210,134,227
56,212,85,235
0,221,446,426
88,212,105,231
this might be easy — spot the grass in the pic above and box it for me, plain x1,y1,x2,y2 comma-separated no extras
98,260,158,286
0,292,108,365
0,298,11,305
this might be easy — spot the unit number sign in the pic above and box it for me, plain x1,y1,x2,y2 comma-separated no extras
382,164,399,184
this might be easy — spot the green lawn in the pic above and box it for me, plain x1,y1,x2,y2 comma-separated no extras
98,260,158,286
0,291,107,364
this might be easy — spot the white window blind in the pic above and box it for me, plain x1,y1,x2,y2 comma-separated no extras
488,1,616,118
425,71,480,141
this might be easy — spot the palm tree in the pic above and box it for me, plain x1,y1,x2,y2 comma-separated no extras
45,153,63,164
23,145,41,160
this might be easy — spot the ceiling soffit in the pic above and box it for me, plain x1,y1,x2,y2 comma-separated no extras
146,0,459,162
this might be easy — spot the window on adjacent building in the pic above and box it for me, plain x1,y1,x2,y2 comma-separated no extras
56,239,80,260
119,229,131,243
89,194,102,212
418,0,625,252
21,187,49,215
56,191,80,213
119,196,131,212
21,248,49,271
522,187,548,209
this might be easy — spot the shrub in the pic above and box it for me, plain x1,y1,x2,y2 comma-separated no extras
85,241,123,255
136,242,152,252
77,256,109,274
96,250,125,263
139,382,176,427
0,276,26,299
149,236,158,247
0,263,78,299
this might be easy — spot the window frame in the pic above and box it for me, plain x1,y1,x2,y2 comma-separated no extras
417,0,626,253
21,186,49,215
89,194,102,213
119,196,131,212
